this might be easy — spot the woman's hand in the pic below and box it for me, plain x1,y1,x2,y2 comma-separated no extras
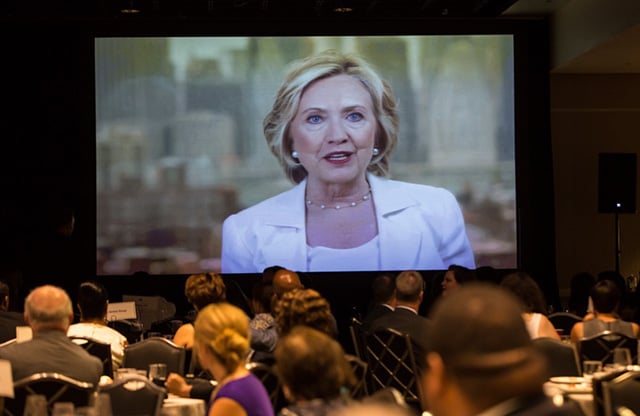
165,372,193,397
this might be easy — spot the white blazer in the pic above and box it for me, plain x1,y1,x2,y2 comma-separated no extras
221,174,475,273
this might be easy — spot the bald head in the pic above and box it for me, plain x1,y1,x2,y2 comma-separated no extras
25,285,73,332
273,269,303,297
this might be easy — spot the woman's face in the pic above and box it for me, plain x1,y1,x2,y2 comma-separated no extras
289,74,377,187
441,270,459,296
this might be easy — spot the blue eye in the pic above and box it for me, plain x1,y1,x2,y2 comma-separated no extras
307,115,322,124
347,112,363,122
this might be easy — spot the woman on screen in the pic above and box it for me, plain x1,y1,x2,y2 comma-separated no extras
221,50,474,273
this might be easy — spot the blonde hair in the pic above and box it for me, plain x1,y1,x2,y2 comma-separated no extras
264,49,399,183
194,303,250,373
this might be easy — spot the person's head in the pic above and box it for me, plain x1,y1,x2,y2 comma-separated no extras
423,284,546,415
251,280,275,315
371,273,396,306
262,265,285,285
24,285,74,333
275,325,355,402
441,265,475,296
264,50,399,184
274,288,335,337
591,279,621,314
395,270,424,305
499,272,548,314
0,281,10,311
568,272,596,316
272,269,303,299
184,272,226,311
77,281,109,321
193,302,250,375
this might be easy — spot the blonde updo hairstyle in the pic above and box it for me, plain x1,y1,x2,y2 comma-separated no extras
264,49,400,184
194,303,250,373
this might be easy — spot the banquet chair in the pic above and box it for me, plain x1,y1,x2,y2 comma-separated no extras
4,373,94,416
549,312,582,336
579,331,638,368
349,317,366,361
98,374,164,416
362,327,423,411
246,361,284,413
70,337,114,378
532,337,581,377
122,336,186,375
602,371,640,416
344,353,368,399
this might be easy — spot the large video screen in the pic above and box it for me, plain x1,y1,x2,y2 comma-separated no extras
96,35,516,275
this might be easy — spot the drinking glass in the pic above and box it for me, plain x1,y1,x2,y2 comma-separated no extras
613,348,632,369
148,363,168,387
23,394,47,416
582,360,603,381
90,392,113,416
51,402,75,416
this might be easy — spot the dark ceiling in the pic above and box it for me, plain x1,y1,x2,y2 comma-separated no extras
2,0,521,19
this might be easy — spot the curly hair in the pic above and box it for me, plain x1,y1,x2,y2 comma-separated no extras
274,288,335,337
264,49,399,184
500,272,548,314
184,272,226,311
275,326,355,401
194,303,250,373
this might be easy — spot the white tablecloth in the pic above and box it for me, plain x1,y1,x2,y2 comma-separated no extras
161,396,206,416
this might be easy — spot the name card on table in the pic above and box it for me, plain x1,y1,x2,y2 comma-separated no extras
107,301,137,321
0,359,14,398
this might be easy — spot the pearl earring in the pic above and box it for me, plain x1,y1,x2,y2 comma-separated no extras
291,150,299,161
372,147,380,156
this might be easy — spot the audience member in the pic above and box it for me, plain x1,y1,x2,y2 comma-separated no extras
0,285,102,384
194,303,274,416
0,280,24,343
423,284,579,416
440,264,475,297
571,279,639,344
370,270,431,351
261,265,285,286
173,272,227,349
567,272,595,317
249,279,277,362
274,326,355,416
274,288,337,338
500,272,560,340
67,281,128,370
362,273,396,331
272,269,304,300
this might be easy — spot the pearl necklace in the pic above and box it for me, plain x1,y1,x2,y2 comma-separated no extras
306,188,372,210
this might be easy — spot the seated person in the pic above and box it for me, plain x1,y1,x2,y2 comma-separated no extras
440,264,475,297
172,272,227,350
0,285,102,384
423,284,579,416
571,279,640,344
67,281,128,370
500,272,560,340
362,273,396,331
274,326,355,416
0,280,25,343
273,288,337,338
249,279,277,362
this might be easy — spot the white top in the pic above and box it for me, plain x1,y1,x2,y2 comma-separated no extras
307,236,380,272
525,313,542,339
67,322,128,370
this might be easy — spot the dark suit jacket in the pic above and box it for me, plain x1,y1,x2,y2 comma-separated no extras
369,306,431,351
0,329,102,384
0,311,24,343
362,303,394,332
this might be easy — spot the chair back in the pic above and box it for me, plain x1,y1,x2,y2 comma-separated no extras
98,374,165,416
122,337,186,375
349,317,366,361
246,361,284,413
344,354,368,399
602,371,640,416
579,331,638,367
70,337,114,379
362,327,423,409
4,372,94,416
549,312,582,336
532,337,581,377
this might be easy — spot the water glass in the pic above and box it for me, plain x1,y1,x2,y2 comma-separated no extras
613,348,632,369
91,392,113,416
51,402,75,416
23,394,47,416
582,360,603,380
148,363,168,387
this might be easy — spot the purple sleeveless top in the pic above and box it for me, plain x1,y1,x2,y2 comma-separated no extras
208,373,274,416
